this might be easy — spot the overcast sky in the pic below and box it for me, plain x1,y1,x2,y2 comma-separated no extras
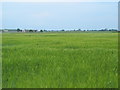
0,0,119,2
1,2,118,30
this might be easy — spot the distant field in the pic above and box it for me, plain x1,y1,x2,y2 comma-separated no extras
2,32,118,88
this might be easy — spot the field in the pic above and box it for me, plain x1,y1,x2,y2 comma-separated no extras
2,31,118,88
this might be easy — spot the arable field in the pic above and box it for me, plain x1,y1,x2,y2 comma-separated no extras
2,32,118,88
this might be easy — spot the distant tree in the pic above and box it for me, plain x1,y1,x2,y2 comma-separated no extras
44,30,47,32
35,30,38,32
17,28,21,32
104,28,108,31
109,29,117,31
61,29,65,31
29,30,33,32
78,29,81,31
100,28,108,31
40,30,43,32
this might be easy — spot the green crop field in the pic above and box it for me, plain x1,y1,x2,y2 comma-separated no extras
2,32,118,88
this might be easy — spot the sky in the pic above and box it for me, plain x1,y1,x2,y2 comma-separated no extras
0,0,119,2
1,2,118,30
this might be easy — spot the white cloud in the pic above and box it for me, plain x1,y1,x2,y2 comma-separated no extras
0,0,119,2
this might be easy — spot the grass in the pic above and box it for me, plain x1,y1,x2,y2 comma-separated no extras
2,31,118,88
